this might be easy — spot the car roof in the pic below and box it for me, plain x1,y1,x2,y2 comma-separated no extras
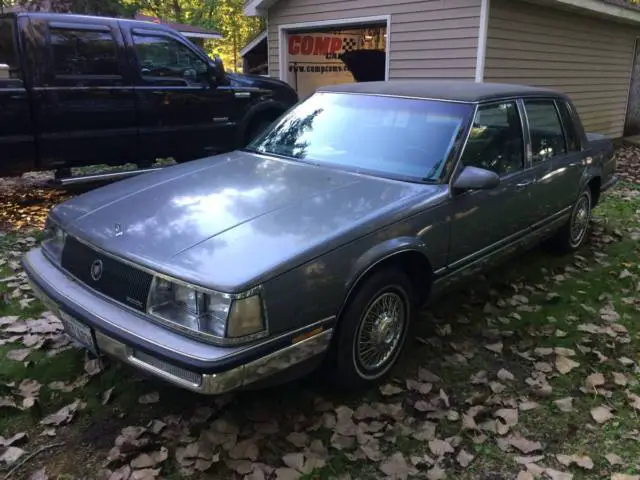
317,80,568,103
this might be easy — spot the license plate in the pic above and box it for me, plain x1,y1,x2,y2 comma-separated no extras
59,311,97,355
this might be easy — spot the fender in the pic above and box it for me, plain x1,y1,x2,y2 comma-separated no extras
235,99,290,146
338,236,431,317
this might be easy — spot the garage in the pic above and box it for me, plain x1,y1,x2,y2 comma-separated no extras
244,0,640,139
280,18,388,99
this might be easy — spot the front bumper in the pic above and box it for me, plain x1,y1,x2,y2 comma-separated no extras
23,248,333,395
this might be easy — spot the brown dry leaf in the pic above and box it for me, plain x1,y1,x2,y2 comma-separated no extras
497,368,515,381
605,453,624,466
627,391,640,411
379,452,417,478
426,466,446,480
507,434,543,454
7,348,31,362
0,446,25,464
0,432,28,447
229,439,259,461
353,403,380,421
379,384,403,396
40,398,85,426
519,401,540,411
516,472,534,480
274,468,301,480
428,439,454,457
102,387,115,405
495,408,518,427
545,468,573,480
418,368,441,383
484,341,503,354
406,379,433,395
554,397,574,413
456,449,475,467
556,454,593,470
130,468,161,480
138,392,159,405
585,373,606,390
590,405,614,424
612,372,628,387
556,356,580,374
29,467,48,480
611,475,640,480
286,432,309,448
412,421,437,442
282,452,305,471
84,357,103,376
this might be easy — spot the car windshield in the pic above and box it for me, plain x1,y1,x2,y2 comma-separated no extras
247,92,474,182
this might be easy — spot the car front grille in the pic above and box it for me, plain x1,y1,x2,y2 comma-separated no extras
61,236,153,312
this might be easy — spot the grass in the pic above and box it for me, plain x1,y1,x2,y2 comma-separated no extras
0,182,639,479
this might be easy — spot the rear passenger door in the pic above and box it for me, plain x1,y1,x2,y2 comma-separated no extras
522,98,583,228
29,18,137,168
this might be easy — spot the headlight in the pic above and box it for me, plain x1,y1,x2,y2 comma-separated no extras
42,218,66,259
147,278,266,344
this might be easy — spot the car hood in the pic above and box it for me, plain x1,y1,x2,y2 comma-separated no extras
54,151,442,292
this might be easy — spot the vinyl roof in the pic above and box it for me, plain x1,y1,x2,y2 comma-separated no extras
317,80,569,103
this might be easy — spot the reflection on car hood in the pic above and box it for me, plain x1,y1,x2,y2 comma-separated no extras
53,151,441,291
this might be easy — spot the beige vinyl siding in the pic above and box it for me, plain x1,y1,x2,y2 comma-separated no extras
484,0,639,138
267,0,482,82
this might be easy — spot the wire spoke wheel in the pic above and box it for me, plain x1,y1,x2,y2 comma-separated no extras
570,194,591,246
355,291,406,373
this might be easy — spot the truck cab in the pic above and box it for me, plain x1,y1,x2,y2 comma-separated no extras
0,12,298,177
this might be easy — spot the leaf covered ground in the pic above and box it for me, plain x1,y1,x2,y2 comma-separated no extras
0,148,640,480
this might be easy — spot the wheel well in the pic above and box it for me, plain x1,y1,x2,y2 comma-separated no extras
343,251,433,314
588,176,601,207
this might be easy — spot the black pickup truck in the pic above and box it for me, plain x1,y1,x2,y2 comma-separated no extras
0,12,298,177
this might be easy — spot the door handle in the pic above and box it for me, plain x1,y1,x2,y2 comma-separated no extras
516,180,533,188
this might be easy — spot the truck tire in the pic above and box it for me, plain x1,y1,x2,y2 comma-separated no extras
325,268,415,390
549,187,592,253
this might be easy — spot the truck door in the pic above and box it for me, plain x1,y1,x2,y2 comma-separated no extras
0,16,36,174
25,17,137,168
124,26,237,162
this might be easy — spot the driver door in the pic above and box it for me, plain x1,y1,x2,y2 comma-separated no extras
447,100,535,267
129,28,236,162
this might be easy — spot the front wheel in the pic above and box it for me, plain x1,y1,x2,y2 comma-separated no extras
326,269,415,389
550,187,592,252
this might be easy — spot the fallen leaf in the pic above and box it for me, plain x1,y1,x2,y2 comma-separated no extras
228,439,259,461
282,452,305,471
286,432,309,448
605,453,624,466
102,387,115,405
379,384,403,396
519,401,540,411
545,468,573,480
0,432,28,447
494,408,518,427
556,356,580,374
497,368,515,381
138,392,159,405
484,341,503,354
507,434,543,454
554,397,574,413
418,368,441,383
428,439,454,457
585,373,605,390
612,372,628,386
7,348,30,362
556,454,593,470
426,466,446,480
0,446,25,464
84,357,103,376
610,475,640,480
517,473,534,480
29,467,48,480
590,405,614,424
456,449,474,467
274,468,300,480
379,452,417,478
40,399,85,426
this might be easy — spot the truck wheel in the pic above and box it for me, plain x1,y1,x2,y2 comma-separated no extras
550,187,592,253
326,268,415,390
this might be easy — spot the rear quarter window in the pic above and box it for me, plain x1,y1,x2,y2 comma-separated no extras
50,26,120,76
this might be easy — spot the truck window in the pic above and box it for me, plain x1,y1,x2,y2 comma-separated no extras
523,99,567,162
0,18,19,80
132,33,208,81
556,100,581,152
50,27,119,76
460,101,524,177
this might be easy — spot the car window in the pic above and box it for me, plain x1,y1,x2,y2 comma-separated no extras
460,101,524,176
556,100,581,152
132,33,208,82
0,18,19,80
524,99,567,162
50,26,120,76
247,92,473,183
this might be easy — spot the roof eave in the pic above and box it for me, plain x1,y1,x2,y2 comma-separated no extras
543,0,640,24
240,30,267,57
244,0,279,16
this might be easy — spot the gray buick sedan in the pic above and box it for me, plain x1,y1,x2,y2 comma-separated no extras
24,81,617,394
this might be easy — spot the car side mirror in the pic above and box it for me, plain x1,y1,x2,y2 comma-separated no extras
452,166,500,191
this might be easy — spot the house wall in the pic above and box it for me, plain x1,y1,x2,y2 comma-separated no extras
484,0,639,137
267,0,483,83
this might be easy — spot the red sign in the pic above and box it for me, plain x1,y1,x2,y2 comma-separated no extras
288,35,343,56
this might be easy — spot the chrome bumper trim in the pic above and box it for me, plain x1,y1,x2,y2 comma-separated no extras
95,327,333,394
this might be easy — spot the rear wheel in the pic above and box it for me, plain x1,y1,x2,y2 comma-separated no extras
326,268,415,389
550,187,592,252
